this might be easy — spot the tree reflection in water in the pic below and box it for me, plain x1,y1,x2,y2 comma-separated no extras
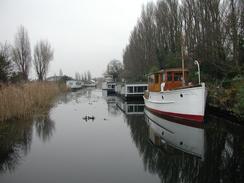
0,119,33,173
34,112,55,142
0,111,55,173
124,112,244,183
201,115,244,183
103,91,120,116
107,98,120,116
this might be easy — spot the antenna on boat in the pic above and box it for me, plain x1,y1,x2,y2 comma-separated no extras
181,34,185,86
194,60,201,84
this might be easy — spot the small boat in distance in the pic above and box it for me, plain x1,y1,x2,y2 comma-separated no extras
143,61,207,122
84,80,97,87
66,80,84,90
102,74,116,94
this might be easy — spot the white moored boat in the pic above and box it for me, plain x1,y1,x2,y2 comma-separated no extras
144,62,207,122
66,80,84,90
102,74,116,94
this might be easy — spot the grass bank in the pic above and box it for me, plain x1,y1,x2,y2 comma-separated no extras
208,79,244,120
0,82,67,122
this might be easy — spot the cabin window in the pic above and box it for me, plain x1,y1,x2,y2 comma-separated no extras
134,106,139,112
134,86,147,93
167,72,172,81
134,86,138,93
174,73,182,81
149,75,154,83
138,105,144,112
127,86,133,93
134,86,143,93
162,73,166,81
134,105,144,112
128,106,134,112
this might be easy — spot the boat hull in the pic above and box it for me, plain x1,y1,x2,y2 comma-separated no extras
144,83,207,122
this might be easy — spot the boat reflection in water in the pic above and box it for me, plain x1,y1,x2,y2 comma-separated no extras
116,98,144,115
145,108,205,160
102,90,120,116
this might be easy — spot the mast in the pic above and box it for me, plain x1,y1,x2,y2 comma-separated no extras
181,34,185,86
194,60,201,84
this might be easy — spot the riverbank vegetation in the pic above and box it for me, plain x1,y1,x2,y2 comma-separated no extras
0,25,64,122
0,82,66,122
122,0,244,117
123,0,243,81
208,79,244,118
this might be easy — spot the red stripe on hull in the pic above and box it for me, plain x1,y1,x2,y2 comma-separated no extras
145,106,204,123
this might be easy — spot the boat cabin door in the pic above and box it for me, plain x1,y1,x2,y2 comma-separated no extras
148,73,162,92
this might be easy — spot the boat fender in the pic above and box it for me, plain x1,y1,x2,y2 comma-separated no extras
161,82,165,92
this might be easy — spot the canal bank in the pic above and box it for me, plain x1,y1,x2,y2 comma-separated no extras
207,79,244,121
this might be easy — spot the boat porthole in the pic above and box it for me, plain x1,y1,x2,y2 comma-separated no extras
180,141,183,145
180,94,183,98
161,131,164,136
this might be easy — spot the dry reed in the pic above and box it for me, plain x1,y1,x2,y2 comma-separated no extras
0,82,65,122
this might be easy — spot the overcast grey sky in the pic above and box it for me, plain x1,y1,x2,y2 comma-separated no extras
0,0,156,78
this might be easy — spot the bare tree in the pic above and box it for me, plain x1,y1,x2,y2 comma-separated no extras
59,69,63,77
12,25,32,81
0,42,13,82
75,72,81,80
81,73,84,81
107,59,123,81
87,70,91,81
33,40,54,80
83,72,87,81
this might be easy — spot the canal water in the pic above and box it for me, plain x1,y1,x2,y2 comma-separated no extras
0,88,243,183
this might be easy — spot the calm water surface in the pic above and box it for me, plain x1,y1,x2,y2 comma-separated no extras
0,88,243,183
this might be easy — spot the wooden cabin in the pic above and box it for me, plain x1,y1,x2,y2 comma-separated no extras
148,68,189,92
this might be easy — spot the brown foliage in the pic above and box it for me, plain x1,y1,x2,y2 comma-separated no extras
0,82,64,122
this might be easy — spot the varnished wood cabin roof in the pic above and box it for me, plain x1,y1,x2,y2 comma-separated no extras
147,68,189,76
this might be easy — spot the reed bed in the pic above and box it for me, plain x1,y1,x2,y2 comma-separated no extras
0,82,65,122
